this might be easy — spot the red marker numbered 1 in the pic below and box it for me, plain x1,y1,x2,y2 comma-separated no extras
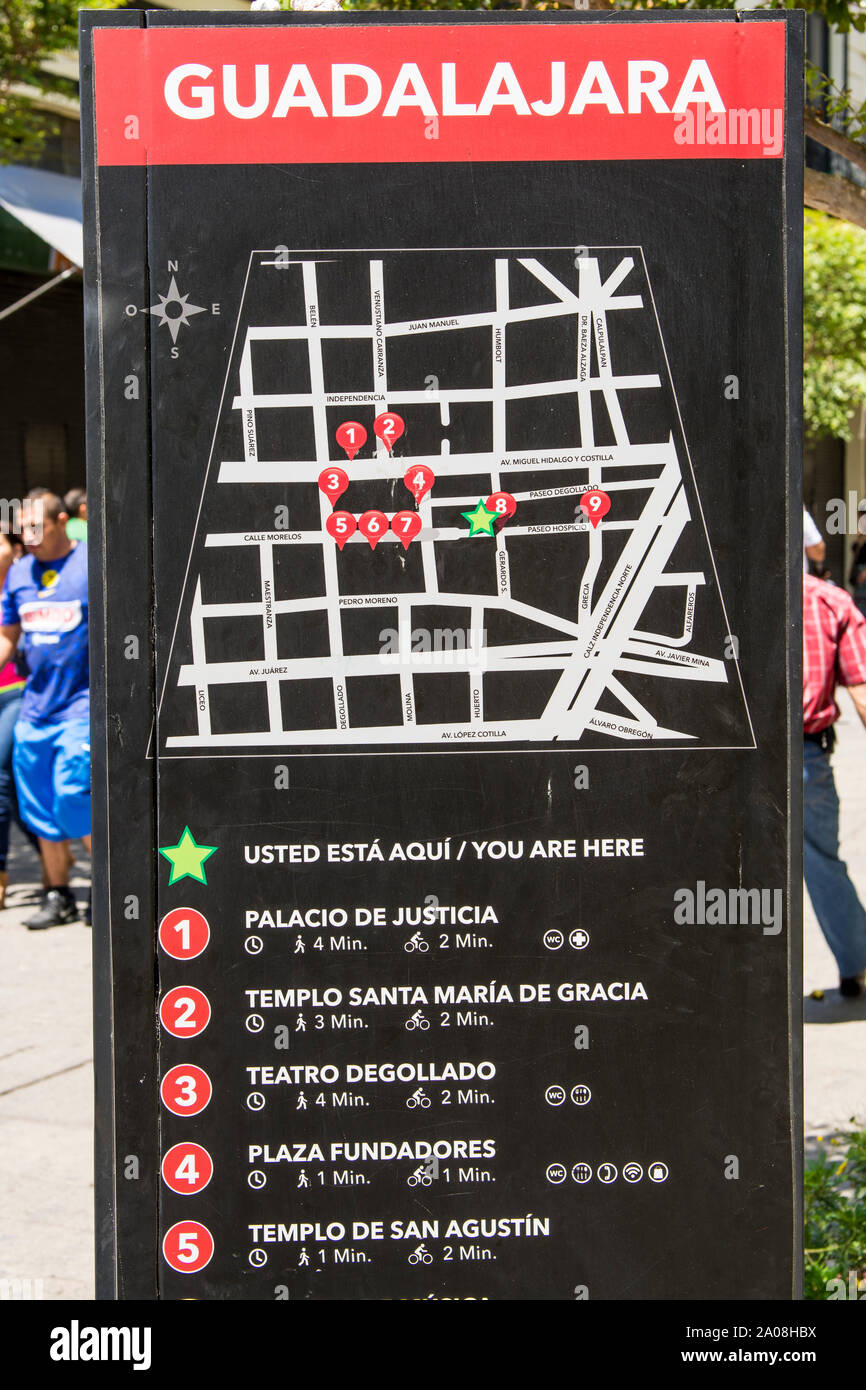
486,491,517,528
335,421,366,462
404,465,434,503
391,511,423,551
162,1142,214,1195
325,511,356,551
163,1220,214,1274
358,510,388,549
373,411,405,452
159,986,211,1039
161,1063,212,1116
158,908,210,961
580,489,611,529
318,467,349,506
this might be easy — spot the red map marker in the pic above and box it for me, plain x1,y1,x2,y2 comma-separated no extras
486,491,517,529
580,488,611,529
318,467,349,506
358,510,388,549
391,511,423,550
404,465,435,503
336,421,366,461
373,411,405,452
326,511,356,551
162,1142,214,1196
163,1220,214,1274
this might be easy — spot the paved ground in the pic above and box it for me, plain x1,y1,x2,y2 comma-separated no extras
1,709,865,1301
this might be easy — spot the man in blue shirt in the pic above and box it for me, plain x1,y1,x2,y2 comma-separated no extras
0,488,90,928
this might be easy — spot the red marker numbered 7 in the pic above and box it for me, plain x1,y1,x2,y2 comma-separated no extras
161,1063,212,1116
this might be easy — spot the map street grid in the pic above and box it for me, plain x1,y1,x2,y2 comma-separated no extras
156,247,754,754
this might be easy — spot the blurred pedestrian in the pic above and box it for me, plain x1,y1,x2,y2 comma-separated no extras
0,489,90,929
804,571,866,996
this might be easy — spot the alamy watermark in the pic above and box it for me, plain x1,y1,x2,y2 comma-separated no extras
378,625,488,669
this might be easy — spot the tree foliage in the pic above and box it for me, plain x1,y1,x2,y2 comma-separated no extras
804,209,866,439
0,0,122,164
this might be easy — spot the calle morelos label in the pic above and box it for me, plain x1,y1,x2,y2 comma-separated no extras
92,20,785,167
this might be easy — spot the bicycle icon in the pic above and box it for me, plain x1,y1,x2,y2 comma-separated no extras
404,1010,430,1031
406,1088,431,1109
407,1165,433,1188
403,933,429,953
408,1244,433,1265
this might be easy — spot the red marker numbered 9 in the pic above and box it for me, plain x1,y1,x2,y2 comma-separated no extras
162,1142,214,1196
163,1221,214,1274
161,1063,212,1116
159,986,211,1038
158,907,210,961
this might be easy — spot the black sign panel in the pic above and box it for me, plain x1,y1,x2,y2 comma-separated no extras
82,9,803,1300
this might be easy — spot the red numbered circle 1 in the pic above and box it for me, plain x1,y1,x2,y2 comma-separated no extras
158,908,210,961
161,1064,212,1116
162,1142,214,1196
160,986,211,1039
163,1220,214,1274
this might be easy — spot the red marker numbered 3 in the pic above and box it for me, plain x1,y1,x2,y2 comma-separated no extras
161,1063,212,1116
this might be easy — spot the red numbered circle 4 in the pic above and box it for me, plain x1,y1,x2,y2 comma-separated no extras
161,1063,212,1116
158,908,210,960
163,1220,214,1274
162,1142,214,1195
160,986,211,1038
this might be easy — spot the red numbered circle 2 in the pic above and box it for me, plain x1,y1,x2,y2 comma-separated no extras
159,908,210,960
162,1142,214,1195
161,1063,212,1116
163,1221,214,1274
160,986,211,1038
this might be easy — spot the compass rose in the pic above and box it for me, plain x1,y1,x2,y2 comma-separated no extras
146,275,207,343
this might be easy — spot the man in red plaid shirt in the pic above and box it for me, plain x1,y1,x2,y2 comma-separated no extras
804,572,866,996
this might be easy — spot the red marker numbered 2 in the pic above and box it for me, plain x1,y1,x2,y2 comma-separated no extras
159,986,211,1039
162,1142,214,1195
158,908,210,961
163,1220,214,1274
373,411,405,452
161,1063,212,1116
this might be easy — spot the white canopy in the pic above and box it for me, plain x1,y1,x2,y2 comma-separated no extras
0,164,83,268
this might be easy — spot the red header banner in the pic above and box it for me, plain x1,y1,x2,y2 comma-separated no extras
93,21,786,167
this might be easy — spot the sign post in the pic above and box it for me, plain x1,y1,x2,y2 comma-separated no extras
81,8,803,1300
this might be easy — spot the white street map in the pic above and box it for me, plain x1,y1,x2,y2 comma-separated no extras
159,248,754,752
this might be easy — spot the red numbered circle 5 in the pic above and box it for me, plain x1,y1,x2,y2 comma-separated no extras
158,908,210,960
161,1142,214,1195
161,1063,212,1116
163,1221,214,1274
160,986,211,1038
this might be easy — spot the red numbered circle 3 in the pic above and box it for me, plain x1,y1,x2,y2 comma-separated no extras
161,1063,212,1116
160,986,211,1038
162,1142,214,1195
163,1220,214,1274
158,908,210,960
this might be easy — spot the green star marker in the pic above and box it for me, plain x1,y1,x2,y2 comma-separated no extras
159,826,218,886
461,499,499,537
